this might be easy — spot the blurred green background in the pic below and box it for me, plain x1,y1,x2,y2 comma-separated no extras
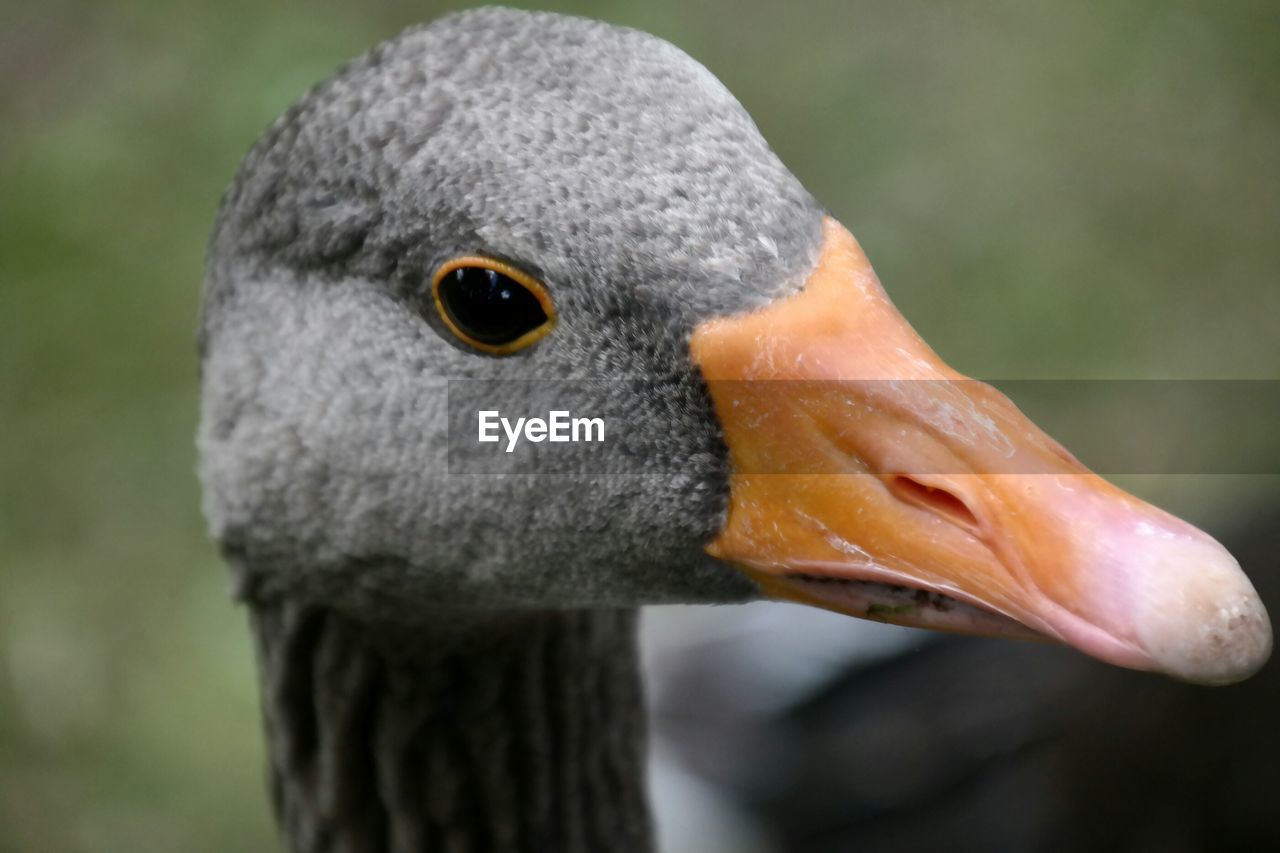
2,0,1277,850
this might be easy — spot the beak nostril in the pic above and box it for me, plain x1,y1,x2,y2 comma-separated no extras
888,475,981,532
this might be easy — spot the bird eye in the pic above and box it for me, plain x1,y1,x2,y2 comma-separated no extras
431,258,556,355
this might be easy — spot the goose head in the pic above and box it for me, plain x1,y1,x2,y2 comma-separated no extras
199,7,1270,684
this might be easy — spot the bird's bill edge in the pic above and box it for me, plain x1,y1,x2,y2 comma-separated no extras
689,216,1271,685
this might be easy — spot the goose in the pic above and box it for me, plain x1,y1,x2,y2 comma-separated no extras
197,7,1272,852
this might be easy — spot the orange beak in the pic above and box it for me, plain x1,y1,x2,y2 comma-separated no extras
691,217,1271,685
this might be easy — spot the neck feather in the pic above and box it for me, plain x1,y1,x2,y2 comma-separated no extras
250,601,653,852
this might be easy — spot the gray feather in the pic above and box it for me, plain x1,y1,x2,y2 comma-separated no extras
199,7,824,620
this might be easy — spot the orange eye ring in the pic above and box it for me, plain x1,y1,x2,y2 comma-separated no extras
431,256,557,355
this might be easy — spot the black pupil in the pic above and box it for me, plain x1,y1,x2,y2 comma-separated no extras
438,267,548,346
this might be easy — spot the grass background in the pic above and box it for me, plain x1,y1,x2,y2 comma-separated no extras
2,1,1277,850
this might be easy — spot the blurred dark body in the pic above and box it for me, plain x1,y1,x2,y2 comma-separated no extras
657,511,1279,853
